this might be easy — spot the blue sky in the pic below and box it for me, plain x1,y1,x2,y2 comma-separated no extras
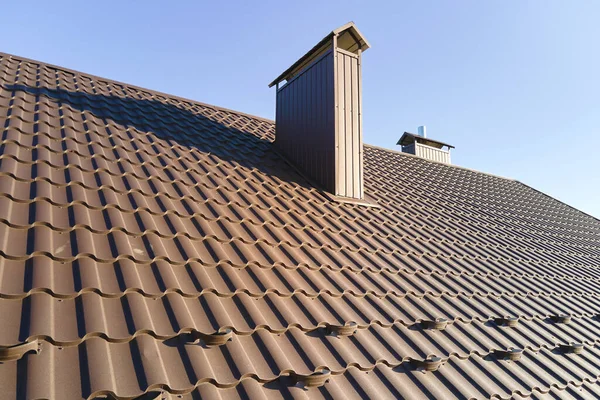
3,1,599,217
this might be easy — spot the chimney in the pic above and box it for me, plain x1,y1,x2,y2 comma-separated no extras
269,23,370,200
397,129,455,164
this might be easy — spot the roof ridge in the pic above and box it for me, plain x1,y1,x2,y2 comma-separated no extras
0,51,276,124
365,143,517,182
516,180,600,223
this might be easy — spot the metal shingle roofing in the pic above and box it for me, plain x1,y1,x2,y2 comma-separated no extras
1,52,600,399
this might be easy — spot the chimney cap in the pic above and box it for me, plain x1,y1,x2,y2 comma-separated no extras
397,131,455,150
268,22,370,88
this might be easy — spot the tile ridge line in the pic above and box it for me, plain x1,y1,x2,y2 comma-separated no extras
0,51,276,125
364,143,517,182
515,180,600,224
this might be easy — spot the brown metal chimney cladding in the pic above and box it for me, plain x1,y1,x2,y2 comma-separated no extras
269,23,370,200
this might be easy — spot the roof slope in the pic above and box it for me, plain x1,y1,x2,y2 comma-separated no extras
2,52,600,399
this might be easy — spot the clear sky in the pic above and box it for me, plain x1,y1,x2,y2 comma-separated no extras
3,1,599,218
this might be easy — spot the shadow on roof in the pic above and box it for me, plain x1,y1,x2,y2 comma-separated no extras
4,84,313,190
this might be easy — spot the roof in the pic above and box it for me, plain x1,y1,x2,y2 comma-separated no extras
398,132,455,149
2,52,600,400
269,22,370,88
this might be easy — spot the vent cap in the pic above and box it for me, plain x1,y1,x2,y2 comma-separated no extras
269,22,370,88
397,130,454,164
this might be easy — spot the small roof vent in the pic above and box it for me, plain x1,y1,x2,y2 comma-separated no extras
397,128,454,164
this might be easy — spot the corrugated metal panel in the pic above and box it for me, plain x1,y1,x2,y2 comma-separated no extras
275,48,364,199
272,25,367,200
335,49,362,199
415,143,451,164
275,51,336,192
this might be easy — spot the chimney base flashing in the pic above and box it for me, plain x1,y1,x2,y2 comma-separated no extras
272,146,379,208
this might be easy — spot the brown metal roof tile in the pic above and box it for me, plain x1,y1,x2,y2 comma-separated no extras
3,51,600,398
